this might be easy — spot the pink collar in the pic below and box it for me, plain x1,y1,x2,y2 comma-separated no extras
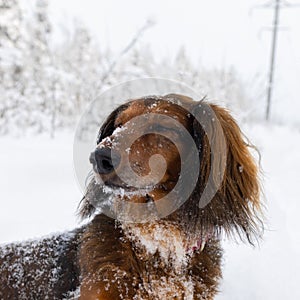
186,233,212,253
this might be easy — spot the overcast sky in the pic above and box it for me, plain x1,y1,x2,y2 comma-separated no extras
49,0,300,122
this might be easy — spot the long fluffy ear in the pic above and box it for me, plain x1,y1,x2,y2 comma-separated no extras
191,101,263,244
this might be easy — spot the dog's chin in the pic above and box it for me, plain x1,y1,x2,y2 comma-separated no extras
105,183,153,198
93,172,165,198
93,175,152,198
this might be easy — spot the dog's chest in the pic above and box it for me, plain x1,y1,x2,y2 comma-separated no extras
122,222,198,299
134,273,195,300
123,222,189,270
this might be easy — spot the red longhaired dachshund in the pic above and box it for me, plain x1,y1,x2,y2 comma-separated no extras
0,94,262,300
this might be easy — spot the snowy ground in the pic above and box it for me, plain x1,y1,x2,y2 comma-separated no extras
0,132,81,242
0,123,299,299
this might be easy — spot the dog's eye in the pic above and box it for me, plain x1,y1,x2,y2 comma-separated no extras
152,124,171,132
154,124,182,135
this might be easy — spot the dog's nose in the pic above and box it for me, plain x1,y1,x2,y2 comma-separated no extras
90,148,120,174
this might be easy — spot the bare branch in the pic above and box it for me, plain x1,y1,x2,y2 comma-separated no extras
100,19,155,84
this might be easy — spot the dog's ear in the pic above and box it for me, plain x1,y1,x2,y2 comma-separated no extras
192,101,262,243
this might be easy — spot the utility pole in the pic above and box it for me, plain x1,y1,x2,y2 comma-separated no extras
266,0,280,121
263,0,300,120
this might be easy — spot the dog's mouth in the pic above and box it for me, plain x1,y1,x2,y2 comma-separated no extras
101,180,154,197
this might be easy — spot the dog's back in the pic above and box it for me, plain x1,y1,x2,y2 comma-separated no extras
0,227,84,300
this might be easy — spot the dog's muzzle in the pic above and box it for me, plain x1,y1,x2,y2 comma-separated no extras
89,147,121,175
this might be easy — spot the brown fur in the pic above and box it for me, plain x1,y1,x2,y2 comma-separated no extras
0,94,262,299
79,214,222,300
78,94,262,299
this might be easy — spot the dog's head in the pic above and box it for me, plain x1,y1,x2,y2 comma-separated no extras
80,94,262,243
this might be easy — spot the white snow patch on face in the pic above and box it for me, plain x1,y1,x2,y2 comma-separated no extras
88,182,155,221
98,125,128,149
112,125,127,135
102,184,152,197
94,173,153,199
98,136,111,148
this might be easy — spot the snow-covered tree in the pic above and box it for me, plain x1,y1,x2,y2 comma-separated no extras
0,0,260,135
0,0,26,134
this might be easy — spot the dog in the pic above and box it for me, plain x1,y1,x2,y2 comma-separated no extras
0,94,262,299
